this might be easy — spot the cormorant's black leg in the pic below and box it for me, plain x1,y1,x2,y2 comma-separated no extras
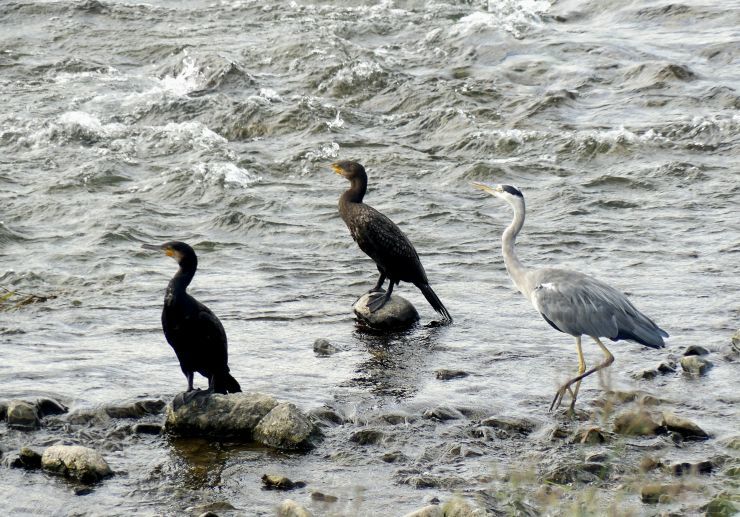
186,372,195,392
369,272,386,293
367,281,394,312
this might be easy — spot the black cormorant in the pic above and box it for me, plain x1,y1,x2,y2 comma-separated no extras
142,241,241,394
332,161,452,324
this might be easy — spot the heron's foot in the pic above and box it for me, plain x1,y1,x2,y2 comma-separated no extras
367,291,390,312
549,384,577,412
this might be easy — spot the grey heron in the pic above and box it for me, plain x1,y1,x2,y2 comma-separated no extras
472,183,668,411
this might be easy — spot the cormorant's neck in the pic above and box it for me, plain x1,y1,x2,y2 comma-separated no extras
502,197,531,296
340,175,367,205
166,260,197,300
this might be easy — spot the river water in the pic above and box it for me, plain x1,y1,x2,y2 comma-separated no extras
1,0,738,515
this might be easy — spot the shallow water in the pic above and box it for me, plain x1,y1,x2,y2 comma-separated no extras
1,0,739,515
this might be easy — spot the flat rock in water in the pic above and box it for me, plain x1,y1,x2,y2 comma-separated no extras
661,412,709,440
105,399,166,419
261,474,305,490
313,338,338,356
41,444,113,483
435,369,469,380
352,293,419,330
166,391,279,439
253,402,317,450
6,400,41,430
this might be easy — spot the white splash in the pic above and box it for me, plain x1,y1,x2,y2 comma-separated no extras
450,0,551,38
158,55,204,96
326,111,344,130
194,162,260,187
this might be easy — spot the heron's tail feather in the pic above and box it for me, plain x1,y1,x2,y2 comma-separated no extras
417,283,452,324
212,372,242,394
615,314,668,349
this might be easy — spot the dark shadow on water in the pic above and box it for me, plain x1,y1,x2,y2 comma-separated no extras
346,323,448,401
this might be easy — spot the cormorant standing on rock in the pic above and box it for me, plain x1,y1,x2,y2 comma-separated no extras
142,241,241,394
332,161,452,324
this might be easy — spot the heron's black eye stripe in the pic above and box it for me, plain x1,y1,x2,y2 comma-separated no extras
502,185,523,197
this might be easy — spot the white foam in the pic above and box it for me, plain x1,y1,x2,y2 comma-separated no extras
194,162,260,187
450,0,551,38
326,111,344,130
157,55,204,96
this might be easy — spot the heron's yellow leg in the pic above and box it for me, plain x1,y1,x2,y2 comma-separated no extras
569,336,587,410
550,336,615,412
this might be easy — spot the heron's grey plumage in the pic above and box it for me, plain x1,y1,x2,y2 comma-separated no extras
473,181,668,411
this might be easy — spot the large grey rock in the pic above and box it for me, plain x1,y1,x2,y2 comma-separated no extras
6,400,40,430
165,391,279,439
352,292,419,330
253,402,317,450
276,499,313,517
41,445,113,483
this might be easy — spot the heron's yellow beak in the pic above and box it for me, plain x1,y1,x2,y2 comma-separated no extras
331,163,346,176
471,181,499,195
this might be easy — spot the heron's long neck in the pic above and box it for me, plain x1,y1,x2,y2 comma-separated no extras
502,198,531,295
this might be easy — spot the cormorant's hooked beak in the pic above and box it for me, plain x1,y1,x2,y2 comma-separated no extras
331,163,347,177
471,182,501,195
142,243,174,257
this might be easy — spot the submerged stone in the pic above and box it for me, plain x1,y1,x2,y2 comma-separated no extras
261,474,305,490
105,399,166,419
6,400,41,430
9,447,43,470
132,423,163,435
480,416,536,436
435,369,469,380
352,293,419,330
349,429,385,445
41,444,113,483
313,338,339,356
253,402,318,450
683,345,709,357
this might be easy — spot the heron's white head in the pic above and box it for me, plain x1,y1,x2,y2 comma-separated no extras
472,182,524,205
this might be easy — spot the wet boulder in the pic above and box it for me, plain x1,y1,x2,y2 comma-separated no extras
480,415,536,437
683,345,709,356
253,402,318,450
680,355,712,375
349,428,385,445
276,499,313,517
41,444,113,483
661,412,709,440
352,293,419,330
6,400,41,430
165,391,279,439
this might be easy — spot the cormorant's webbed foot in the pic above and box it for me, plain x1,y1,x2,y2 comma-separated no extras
367,291,390,312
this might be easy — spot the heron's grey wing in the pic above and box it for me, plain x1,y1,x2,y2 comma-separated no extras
529,270,621,338
530,269,667,348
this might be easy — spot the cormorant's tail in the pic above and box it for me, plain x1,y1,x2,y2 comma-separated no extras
417,283,452,324
213,372,242,394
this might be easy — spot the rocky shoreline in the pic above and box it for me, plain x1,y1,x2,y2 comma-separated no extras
1,333,738,515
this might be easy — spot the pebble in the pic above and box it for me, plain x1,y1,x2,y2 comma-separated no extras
349,429,384,445
422,406,463,421
310,491,338,502
313,338,338,356
35,398,68,417
683,345,710,356
9,447,43,470
613,410,661,436
276,499,312,517
132,423,163,435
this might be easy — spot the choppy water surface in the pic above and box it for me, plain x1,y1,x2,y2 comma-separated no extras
1,0,739,515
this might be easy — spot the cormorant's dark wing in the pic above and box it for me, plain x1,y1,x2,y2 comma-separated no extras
195,303,228,357
352,205,427,283
529,269,666,348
